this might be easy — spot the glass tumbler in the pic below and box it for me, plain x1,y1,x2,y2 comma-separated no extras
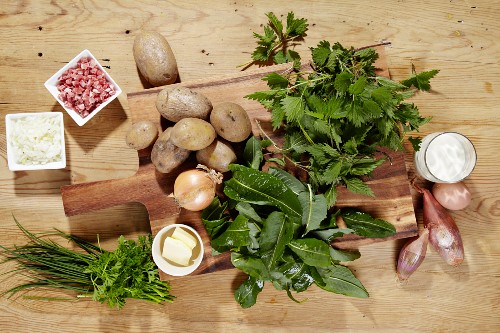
414,132,477,183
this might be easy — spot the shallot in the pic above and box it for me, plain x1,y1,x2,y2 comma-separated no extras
432,182,472,211
414,182,464,266
173,165,223,211
397,228,429,281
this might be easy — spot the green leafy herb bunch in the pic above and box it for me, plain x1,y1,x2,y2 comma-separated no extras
246,12,439,207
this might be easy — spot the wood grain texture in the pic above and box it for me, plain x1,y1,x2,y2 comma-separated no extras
0,1,499,332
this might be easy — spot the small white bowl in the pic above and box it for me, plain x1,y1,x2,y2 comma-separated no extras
5,112,66,171
152,224,204,277
44,49,122,126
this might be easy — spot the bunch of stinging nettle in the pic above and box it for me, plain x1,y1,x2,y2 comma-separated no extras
201,12,438,308
246,11,438,207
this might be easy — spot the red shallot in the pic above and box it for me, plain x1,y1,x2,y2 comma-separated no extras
57,57,116,118
397,228,429,281
413,182,464,266
432,182,472,211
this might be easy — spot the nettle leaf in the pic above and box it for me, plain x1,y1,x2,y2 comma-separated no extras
211,215,251,248
350,157,386,176
315,265,369,298
311,40,331,66
281,96,305,122
286,11,308,36
318,161,341,185
348,76,368,96
259,212,294,270
231,252,271,280
270,103,286,129
235,276,264,308
325,97,347,119
263,72,289,89
252,46,271,62
243,136,264,170
341,209,396,238
343,177,375,197
298,185,328,235
266,12,284,37
371,86,394,109
225,164,302,218
376,76,406,90
408,136,422,151
324,184,338,208
401,69,439,91
273,50,288,64
334,71,353,93
288,238,332,267
268,167,307,195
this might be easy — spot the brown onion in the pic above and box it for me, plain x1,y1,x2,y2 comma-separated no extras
414,182,464,266
397,228,429,281
173,165,223,211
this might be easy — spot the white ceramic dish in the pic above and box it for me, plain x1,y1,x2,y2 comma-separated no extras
152,224,204,277
44,49,122,126
5,112,66,171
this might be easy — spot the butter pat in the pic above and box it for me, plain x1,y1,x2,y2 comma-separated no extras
162,237,192,266
171,227,197,250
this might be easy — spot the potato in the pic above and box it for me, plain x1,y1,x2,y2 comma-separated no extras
156,87,212,122
210,102,252,142
151,127,190,173
196,139,237,173
133,31,178,86
125,120,159,150
170,118,216,151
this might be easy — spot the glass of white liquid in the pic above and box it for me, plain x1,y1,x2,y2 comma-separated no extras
414,132,477,183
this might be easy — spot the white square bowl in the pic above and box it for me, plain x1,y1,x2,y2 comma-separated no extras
44,49,122,126
5,112,66,171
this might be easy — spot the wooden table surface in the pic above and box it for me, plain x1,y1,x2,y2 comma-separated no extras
0,1,498,332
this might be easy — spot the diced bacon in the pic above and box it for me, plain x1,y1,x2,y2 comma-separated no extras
56,56,115,118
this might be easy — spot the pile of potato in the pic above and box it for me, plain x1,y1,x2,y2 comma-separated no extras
127,30,252,174
126,88,252,174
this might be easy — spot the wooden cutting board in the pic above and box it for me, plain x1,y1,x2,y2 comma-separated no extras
61,46,418,280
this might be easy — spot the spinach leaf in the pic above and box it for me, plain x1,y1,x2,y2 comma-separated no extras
315,265,369,298
298,185,328,235
341,209,396,238
288,238,332,267
243,136,265,169
225,164,302,218
329,247,361,262
259,211,294,270
235,202,263,224
231,253,271,280
211,215,250,248
201,198,230,239
235,276,264,308
268,167,307,195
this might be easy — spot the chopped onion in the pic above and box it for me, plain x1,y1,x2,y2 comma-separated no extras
9,115,62,165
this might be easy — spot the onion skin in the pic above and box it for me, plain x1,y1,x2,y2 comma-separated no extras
432,182,471,211
397,228,429,281
414,183,464,266
174,170,216,211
